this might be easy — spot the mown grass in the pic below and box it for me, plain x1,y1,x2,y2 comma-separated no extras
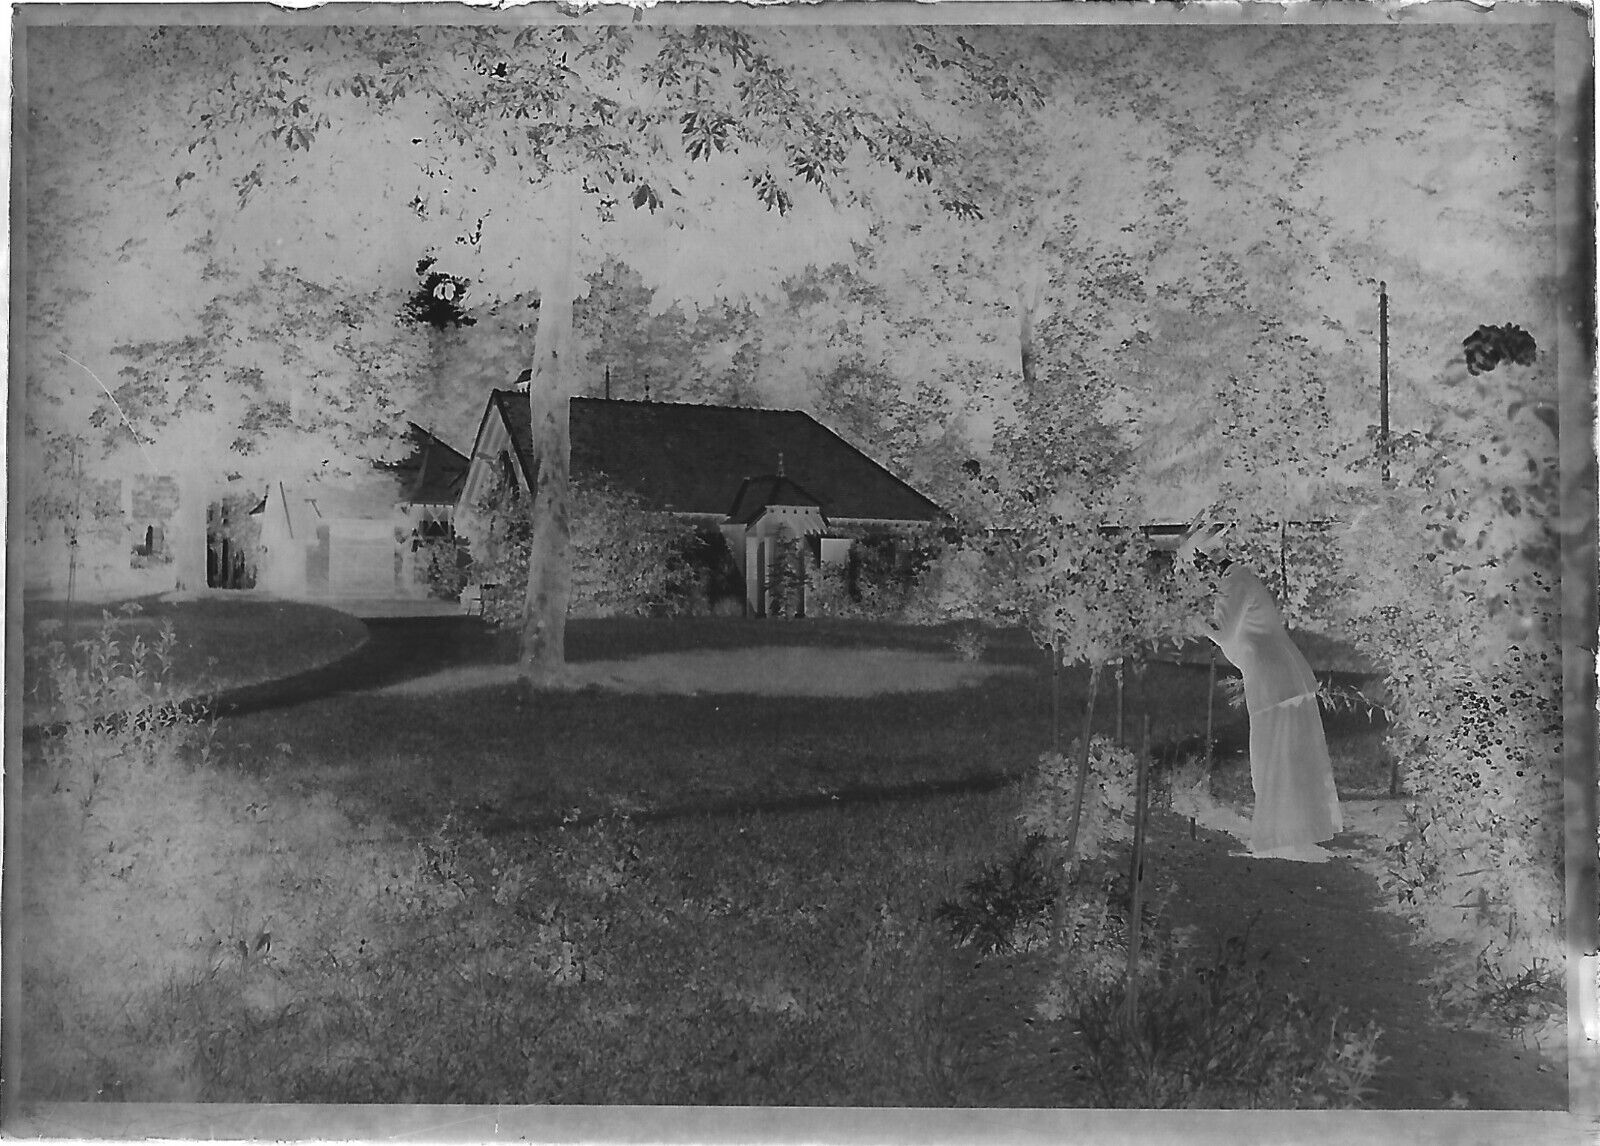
17,614,1396,1105
20,594,368,707
213,635,1226,837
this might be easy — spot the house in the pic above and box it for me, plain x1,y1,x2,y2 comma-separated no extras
20,465,206,604
253,424,469,600
457,380,945,616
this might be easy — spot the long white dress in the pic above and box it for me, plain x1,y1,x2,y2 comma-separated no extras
1208,567,1342,851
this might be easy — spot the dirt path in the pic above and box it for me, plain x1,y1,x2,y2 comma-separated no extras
943,803,1566,1110
1160,815,1564,1109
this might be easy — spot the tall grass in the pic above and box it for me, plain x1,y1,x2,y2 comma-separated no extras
143,800,1003,1103
15,610,435,1100
1071,929,1385,1108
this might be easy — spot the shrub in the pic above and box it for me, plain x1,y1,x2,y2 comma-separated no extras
1020,737,1140,868
807,526,944,621
1325,361,1566,1023
412,532,471,600
761,534,808,617
934,833,1055,955
464,470,698,623
1072,928,1386,1109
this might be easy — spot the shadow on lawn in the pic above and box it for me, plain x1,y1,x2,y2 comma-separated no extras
184,616,1048,722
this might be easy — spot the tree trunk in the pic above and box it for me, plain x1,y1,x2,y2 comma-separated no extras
1018,278,1042,398
1052,659,1102,947
1278,517,1289,606
1063,660,1102,864
171,470,209,593
518,178,581,687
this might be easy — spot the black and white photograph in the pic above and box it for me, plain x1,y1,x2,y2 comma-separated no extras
5,4,1596,1139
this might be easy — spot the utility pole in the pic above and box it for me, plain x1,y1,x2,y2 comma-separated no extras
1379,281,1390,484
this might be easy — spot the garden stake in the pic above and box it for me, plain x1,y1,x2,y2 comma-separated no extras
1205,647,1216,773
1114,659,1125,748
1051,643,1062,756
1126,714,1152,1027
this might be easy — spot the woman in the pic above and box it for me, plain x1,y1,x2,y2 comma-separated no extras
1203,560,1342,855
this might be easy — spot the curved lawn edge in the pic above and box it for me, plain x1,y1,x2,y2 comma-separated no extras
376,646,1029,699
20,594,369,729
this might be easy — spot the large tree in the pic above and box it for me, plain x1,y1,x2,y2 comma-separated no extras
163,23,1039,683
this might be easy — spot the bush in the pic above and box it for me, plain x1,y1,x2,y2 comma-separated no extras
1325,365,1566,1028
1072,928,1385,1109
807,526,944,621
412,532,471,600
934,833,1055,955
464,470,698,624
1020,737,1140,868
761,534,808,617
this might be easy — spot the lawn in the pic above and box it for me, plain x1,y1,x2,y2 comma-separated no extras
214,621,1230,836
28,613,1512,1109
18,594,369,721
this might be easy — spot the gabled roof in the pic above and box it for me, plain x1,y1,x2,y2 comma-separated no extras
486,390,943,523
391,423,470,506
727,475,823,524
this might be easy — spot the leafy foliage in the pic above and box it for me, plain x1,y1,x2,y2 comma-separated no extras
808,527,944,622
412,531,472,601
1020,738,1141,870
465,468,697,623
105,259,425,474
1331,348,1564,1015
399,256,476,331
934,834,1055,956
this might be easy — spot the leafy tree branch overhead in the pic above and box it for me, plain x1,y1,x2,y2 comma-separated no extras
163,23,1043,682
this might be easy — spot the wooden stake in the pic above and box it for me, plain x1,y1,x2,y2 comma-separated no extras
1115,659,1125,748
1051,643,1062,757
1126,713,1152,1026
1205,647,1217,774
